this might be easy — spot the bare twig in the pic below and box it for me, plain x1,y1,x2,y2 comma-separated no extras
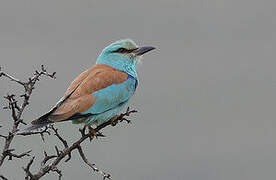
41,151,57,166
51,127,72,162
1,65,138,180
52,127,68,148
77,145,111,179
27,108,137,179
0,66,25,85
0,134,7,139
5,149,31,160
0,175,8,180
51,166,62,180
0,65,56,167
23,156,35,180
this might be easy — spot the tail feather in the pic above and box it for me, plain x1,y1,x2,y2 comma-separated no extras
16,113,53,134
17,122,52,134
31,112,52,125
16,84,80,134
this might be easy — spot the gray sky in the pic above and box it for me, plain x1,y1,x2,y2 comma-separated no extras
1,0,276,179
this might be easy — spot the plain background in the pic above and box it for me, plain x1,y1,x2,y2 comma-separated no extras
1,0,276,179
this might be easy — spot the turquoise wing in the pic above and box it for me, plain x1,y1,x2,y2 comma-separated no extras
80,75,137,115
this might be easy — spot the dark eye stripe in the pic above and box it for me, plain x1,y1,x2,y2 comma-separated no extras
116,48,127,53
113,48,137,54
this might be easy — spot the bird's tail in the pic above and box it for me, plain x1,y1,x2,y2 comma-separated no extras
16,85,80,134
17,122,52,134
16,112,53,134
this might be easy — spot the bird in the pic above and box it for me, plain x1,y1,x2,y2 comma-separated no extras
20,39,155,137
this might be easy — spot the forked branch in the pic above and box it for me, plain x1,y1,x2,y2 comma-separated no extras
0,65,137,180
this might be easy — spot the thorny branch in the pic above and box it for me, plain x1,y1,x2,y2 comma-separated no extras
19,109,136,180
0,175,8,180
0,65,56,168
0,66,137,180
77,146,111,180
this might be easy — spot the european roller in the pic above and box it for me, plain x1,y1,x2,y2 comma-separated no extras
22,39,155,136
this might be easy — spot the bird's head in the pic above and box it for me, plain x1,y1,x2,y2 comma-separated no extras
96,39,155,78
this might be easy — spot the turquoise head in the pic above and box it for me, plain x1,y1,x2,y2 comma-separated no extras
96,39,155,78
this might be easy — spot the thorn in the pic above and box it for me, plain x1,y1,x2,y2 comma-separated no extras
96,131,106,139
41,65,46,72
55,146,60,156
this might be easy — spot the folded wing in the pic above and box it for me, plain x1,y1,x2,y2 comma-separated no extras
31,64,136,125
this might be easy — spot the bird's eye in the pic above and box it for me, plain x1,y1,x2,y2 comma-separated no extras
115,48,127,53
113,47,137,54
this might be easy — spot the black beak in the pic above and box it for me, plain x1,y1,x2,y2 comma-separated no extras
132,46,155,56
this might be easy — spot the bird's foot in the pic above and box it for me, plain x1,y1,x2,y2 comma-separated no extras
87,125,97,141
110,115,120,126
